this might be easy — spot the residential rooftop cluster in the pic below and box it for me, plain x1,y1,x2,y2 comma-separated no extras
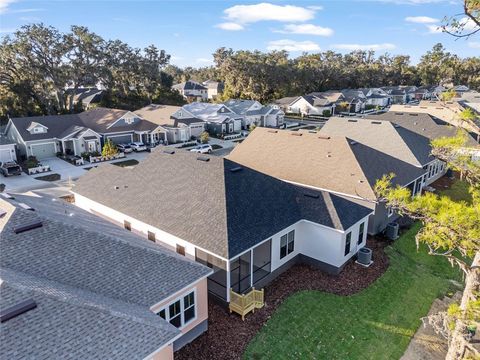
0,84,479,359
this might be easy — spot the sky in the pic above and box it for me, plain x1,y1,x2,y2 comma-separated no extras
0,0,479,67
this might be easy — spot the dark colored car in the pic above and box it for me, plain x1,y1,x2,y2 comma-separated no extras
0,161,22,177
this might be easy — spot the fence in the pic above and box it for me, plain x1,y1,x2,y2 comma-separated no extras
229,287,264,321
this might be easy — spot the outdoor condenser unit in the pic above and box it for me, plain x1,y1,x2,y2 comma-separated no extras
357,247,372,266
386,222,399,240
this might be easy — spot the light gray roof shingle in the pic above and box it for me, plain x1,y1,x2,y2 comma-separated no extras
0,194,212,306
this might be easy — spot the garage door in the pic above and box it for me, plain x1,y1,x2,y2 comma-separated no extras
31,143,56,159
107,135,133,145
0,149,13,162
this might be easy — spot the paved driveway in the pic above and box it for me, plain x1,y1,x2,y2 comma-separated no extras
1,151,150,193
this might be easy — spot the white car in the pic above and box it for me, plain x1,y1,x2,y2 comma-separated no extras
130,142,147,152
190,144,213,154
117,143,133,153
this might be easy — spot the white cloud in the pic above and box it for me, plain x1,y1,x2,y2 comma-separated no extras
332,43,396,51
468,41,480,49
378,0,447,4
215,22,244,31
274,23,334,36
426,24,442,33
224,3,316,24
405,16,439,23
307,5,323,10
267,39,320,52
0,0,16,14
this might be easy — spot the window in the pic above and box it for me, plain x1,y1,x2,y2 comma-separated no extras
147,231,155,242
358,223,365,245
280,230,295,259
169,300,182,327
156,290,196,328
124,220,131,231
183,292,195,323
344,232,352,256
176,244,185,256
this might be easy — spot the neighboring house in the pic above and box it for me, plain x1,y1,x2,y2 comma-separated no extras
172,81,208,102
274,96,300,114
228,127,426,235
413,86,432,101
5,108,167,159
389,102,480,142
0,193,212,359
73,150,373,303
135,104,206,144
320,117,447,186
338,89,366,113
223,99,285,128
202,80,224,100
285,95,336,116
453,85,469,94
0,135,17,162
357,88,390,107
171,102,242,135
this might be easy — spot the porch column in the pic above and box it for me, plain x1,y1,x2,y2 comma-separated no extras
61,140,65,155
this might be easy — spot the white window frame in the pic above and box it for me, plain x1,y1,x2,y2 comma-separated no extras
155,289,197,330
280,229,295,259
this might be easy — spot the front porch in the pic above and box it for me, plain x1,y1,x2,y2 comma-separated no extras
59,137,101,157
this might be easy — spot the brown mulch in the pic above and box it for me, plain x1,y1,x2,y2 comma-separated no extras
176,237,390,360
430,171,457,192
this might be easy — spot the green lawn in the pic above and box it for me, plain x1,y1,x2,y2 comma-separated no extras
244,223,461,360
439,178,471,203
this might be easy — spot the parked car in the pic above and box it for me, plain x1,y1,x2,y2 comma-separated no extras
0,161,22,177
130,142,147,152
190,144,213,154
117,143,133,153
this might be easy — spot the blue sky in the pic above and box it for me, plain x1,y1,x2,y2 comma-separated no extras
0,0,479,67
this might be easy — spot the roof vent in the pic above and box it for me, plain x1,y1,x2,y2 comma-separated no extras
318,135,330,140
114,186,119,190
0,192,14,199
197,156,210,162
304,193,320,199
350,141,358,145
0,299,37,323
394,124,400,128
163,149,175,155
0,208,6,218
308,130,317,133
13,221,43,234
370,121,382,125
268,130,278,133
348,119,358,122
290,132,302,136
409,113,418,116
394,112,404,115
230,166,243,173
18,203,34,211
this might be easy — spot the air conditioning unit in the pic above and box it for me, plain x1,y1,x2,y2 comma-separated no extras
356,247,373,267
386,222,399,240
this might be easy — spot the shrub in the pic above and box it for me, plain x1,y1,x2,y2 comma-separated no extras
200,131,210,144
322,110,331,117
102,139,118,157
25,156,39,169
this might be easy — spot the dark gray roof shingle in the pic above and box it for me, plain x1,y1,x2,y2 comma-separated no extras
74,151,373,259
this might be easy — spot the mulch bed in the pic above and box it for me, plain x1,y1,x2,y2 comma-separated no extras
176,237,390,360
430,172,457,191
34,173,61,182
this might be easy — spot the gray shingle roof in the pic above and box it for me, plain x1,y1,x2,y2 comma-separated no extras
73,151,373,259
223,99,257,115
172,80,207,91
0,269,179,360
0,194,212,306
9,108,159,141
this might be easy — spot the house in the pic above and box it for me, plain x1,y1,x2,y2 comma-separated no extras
284,95,336,116
320,117,448,186
202,80,224,100
0,193,212,359
413,86,433,101
223,99,285,128
135,104,206,143
171,102,242,135
338,89,366,113
172,81,208,102
0,135,17,163
5,108,167,159
381,87,406,104
357,88,390,108
73,150,373,303
274,96,301,114
66,87,104,109
227,127,426,235
389,102,480,141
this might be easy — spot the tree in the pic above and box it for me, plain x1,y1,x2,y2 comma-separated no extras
440,89,458,101
199,131,209,144
441,0,480,38
375,132,480,360
101,139,118,157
